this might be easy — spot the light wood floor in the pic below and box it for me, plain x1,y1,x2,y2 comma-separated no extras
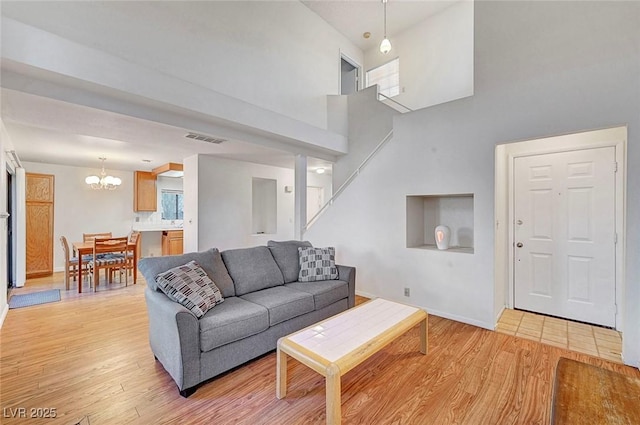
2,273,639,425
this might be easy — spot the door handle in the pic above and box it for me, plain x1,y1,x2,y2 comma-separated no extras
516,242,524,248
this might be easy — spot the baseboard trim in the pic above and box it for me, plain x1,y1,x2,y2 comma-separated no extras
0,303,8,328
355,290,377,299
495,305,506,329
427,307,494,331
354,290,494,331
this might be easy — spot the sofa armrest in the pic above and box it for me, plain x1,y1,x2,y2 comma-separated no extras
145,288,201,390
337,265,356,308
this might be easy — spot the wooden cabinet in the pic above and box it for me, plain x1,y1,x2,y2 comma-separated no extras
134,171,157,211
162,230,183,256
26,173,54,278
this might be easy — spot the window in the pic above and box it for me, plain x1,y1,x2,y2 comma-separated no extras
161,190,184,220
366,57,400,99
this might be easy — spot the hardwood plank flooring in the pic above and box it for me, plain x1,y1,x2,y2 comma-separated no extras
1,274,639,424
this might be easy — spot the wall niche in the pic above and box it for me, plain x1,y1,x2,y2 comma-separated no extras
406,194,474,253
252,177,277,235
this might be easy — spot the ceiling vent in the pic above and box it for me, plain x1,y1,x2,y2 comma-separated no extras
185,132,226,144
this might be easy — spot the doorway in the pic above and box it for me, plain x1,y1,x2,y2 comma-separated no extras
494,126,626,331
513,147,616,327
26,173,55,278
340,54,361,96
306,186,325,222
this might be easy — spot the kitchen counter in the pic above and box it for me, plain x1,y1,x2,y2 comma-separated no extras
132,225,184,232
131,226,183,258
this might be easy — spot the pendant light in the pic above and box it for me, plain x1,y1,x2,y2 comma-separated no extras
379,0,392,54
85,157,122,190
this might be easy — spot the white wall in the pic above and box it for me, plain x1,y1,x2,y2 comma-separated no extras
364,0,474,112
333,87,399,190
183,155,199,253
2,1,363,131
307,1,640,367
192,156,295,251
22,162,135,272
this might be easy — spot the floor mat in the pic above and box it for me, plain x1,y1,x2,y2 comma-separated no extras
9,289,61,309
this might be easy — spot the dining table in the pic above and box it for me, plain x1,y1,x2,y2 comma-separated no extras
72,240,138,293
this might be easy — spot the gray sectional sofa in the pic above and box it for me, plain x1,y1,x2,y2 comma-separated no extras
138,240,356,397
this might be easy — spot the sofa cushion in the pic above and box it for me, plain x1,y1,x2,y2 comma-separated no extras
138,249,235,297
240,286,314,326
222,246,284,296
298,247,338,282
199,297,269,352
267,240,313,283
155,261,224,319
285,280,349,310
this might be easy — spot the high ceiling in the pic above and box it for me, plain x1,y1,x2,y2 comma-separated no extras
1,1,458,173
302,0,457,51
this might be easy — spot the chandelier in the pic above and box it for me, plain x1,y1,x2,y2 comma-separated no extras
85,157,122,190
380,0,392,54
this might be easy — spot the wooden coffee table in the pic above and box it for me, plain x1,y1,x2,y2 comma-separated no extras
276,298,428,425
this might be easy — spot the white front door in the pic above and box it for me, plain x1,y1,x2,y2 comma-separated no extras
514,147,616,327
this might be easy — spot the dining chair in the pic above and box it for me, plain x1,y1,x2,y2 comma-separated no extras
83,232,113,243
127,231,140,278
89,236,129,292
109,231,140,282
60,235,78,290
60,236,91,290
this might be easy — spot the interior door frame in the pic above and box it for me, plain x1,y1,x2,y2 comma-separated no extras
339,51,363,94
495,126,627,331
5,162,15,290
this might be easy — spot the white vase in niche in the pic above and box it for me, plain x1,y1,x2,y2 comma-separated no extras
435,225,451,250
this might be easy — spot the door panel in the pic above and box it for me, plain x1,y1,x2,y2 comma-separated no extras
26,203,53,276
531,189,553,239
514,147,616,327
306,186,324,221
530,253,552,296
26,173,54,278
567,188,592,240
567,256,591,301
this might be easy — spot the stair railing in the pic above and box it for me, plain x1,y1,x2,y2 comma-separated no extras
377,93,413,113
303,129,394,232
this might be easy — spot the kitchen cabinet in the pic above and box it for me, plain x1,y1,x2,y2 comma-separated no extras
134,171,157,212
162,230,183,256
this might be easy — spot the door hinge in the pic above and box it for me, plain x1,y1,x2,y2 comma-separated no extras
614,233,618,244
614,161,618,172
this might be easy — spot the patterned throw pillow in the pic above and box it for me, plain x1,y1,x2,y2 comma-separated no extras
155,261,223,318
298,247,338,282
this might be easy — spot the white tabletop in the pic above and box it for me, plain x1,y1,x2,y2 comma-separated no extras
288,298,422,362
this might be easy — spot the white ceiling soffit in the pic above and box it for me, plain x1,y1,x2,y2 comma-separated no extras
302,0,459,52
1,89,334,172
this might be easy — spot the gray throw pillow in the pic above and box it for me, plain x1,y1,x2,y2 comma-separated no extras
298,247,338,282
155,261,224,318
138,248,235,297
